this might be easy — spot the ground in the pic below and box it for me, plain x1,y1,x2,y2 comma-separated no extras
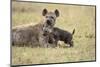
12,1,96,65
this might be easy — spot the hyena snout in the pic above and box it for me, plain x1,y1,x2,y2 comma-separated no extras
46,20,52,25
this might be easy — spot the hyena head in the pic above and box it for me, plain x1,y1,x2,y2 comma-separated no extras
42,8,60,35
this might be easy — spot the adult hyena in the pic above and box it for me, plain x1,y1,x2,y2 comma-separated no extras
12,8,60,47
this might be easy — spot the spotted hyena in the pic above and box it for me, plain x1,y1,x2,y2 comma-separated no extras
48,27,75,47
12,8,60,48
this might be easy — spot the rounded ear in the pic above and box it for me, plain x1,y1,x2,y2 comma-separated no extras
55,9,59,17
42,8,48,16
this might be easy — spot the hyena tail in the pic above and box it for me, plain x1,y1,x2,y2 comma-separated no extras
72,28,75,35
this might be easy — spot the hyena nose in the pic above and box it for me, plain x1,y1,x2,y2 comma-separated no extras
47,20,51,25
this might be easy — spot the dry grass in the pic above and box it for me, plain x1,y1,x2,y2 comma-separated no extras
12,1,96,65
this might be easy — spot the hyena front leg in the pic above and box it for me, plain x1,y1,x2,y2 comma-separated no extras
39,36,48,48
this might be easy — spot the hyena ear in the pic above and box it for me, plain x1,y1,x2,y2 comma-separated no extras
42,8,48,16
55,9,59,17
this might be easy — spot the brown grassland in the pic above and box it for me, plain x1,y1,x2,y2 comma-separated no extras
12,1,96,65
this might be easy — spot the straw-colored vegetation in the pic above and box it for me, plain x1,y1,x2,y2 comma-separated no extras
12,1,96,65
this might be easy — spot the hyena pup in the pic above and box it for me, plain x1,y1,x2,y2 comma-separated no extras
49,27,75,47
12,8,60,48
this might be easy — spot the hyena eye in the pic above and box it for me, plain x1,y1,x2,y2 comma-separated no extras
51,16,54,19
